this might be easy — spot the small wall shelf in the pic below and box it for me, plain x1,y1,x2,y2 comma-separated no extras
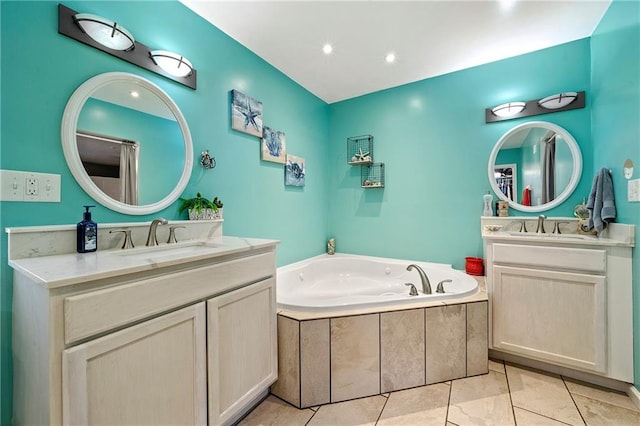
361,163,385,188
347,135,373,165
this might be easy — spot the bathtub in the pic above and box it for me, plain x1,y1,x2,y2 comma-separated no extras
277,253,478,312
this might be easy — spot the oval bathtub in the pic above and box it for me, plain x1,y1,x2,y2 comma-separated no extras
277,253,478,312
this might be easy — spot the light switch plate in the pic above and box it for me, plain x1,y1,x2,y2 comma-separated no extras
1,170,61,202
628,178,640,202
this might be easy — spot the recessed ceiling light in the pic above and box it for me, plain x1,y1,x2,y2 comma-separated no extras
130,90,139,98
323,43,333,55
385,53,396,63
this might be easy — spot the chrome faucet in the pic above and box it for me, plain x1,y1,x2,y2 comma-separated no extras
406,264,432,294
146,218,168,246
536,215,547,234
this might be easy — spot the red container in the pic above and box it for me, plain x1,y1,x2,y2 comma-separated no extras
465,257,484,276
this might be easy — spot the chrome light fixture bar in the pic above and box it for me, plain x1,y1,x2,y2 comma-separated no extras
486,91,585,123
58,4,196,90
74,13,135,51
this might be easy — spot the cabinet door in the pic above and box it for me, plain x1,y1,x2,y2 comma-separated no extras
492,265,606,372
63,303,207,425
208,278,277,425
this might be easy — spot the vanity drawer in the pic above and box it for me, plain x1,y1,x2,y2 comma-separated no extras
64,251,275,345
492,243,606,273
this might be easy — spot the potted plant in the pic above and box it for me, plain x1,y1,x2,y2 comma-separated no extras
212,197,224,220
178,192,218,220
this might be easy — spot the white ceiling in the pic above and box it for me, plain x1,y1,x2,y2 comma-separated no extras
180,0,611,104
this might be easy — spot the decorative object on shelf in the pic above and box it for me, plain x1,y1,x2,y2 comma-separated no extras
58,4,197,89
361,163,385,188
285,155,305,187
497,201,509,217
261,126,286,164
623,159,634,180
327,238,335,255
485,91,585,123
347,135,373,164
483,191,493,216
200,150,216,169
178,192,219,220
464,257,484,276
230,90,263,137
149,50,193,78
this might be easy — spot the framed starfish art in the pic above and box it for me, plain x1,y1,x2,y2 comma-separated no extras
231,90,263,137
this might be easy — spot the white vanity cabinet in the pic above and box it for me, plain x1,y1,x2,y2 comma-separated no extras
482,222,634,383
10,238,278,426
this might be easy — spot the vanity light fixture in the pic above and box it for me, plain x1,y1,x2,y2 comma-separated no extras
150,50,193,77
491,102,526,118
58,4,197,89
74,13,135,51
538,92,578,110
486,91,585,123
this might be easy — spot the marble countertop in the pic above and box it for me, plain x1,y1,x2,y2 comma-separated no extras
481,230,634,247
9,236,279,289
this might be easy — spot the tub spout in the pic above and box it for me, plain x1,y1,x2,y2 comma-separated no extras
406,264,432,294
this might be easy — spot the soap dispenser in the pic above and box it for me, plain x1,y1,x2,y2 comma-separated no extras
77,205,97,253
483,191,494,217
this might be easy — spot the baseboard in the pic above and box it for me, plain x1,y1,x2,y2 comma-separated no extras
627,384,640,411
489,349,631,392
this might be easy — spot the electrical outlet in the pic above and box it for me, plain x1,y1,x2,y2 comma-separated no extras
1,170,60,202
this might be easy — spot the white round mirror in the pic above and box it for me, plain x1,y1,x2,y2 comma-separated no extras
62,72,193,215
488,121,582,212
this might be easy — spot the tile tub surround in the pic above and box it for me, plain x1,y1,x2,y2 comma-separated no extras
272,277,488,408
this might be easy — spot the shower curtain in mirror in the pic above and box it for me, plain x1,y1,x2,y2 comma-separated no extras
541,133,556,204
119,141,139,205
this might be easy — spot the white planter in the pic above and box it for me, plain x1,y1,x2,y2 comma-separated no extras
214,208,223,220
188,208,217,220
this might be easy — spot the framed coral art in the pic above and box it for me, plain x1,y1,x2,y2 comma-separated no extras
261,127,286,164
231,90,263,137
285,155,305,187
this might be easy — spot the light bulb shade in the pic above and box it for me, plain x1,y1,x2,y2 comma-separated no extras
150,50,193,77
491,102,526,118
538,92,578,110
74,13,135,51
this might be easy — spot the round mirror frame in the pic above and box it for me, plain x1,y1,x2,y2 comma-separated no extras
487,121,582,213
61,72,193,215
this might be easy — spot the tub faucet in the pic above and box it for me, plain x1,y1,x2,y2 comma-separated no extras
536,215,547,234
406,264,432,294
405,283,418,296
146,218,168,246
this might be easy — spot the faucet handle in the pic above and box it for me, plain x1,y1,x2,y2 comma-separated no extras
552,221,570,234
110,229,134,249
518,220,528,233
436,279,452,293
536,215,547,234
167,226,186,244
405,283,418,296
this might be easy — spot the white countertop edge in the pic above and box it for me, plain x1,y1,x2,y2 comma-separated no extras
481,231,634,247
5,219,223,234
9,236,279,289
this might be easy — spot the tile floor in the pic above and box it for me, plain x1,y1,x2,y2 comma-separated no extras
239,360,640,425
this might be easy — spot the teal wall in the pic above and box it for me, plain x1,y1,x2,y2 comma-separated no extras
327,39,592,268
79,98,184,205
0,2,329,423
1,1,639,424
590,0,640,391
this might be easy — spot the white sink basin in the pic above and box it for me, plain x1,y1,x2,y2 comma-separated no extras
110,241,217,260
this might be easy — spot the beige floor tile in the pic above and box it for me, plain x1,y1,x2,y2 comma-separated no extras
307,395,387,426
514,407,572,425
506,364,583,425
377,383,450,425
489,359,505,374
448,370,515,425
573,394,640,426
238,396,314,426
564,379,639,412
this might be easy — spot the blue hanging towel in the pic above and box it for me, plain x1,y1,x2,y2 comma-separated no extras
587,168,616,233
